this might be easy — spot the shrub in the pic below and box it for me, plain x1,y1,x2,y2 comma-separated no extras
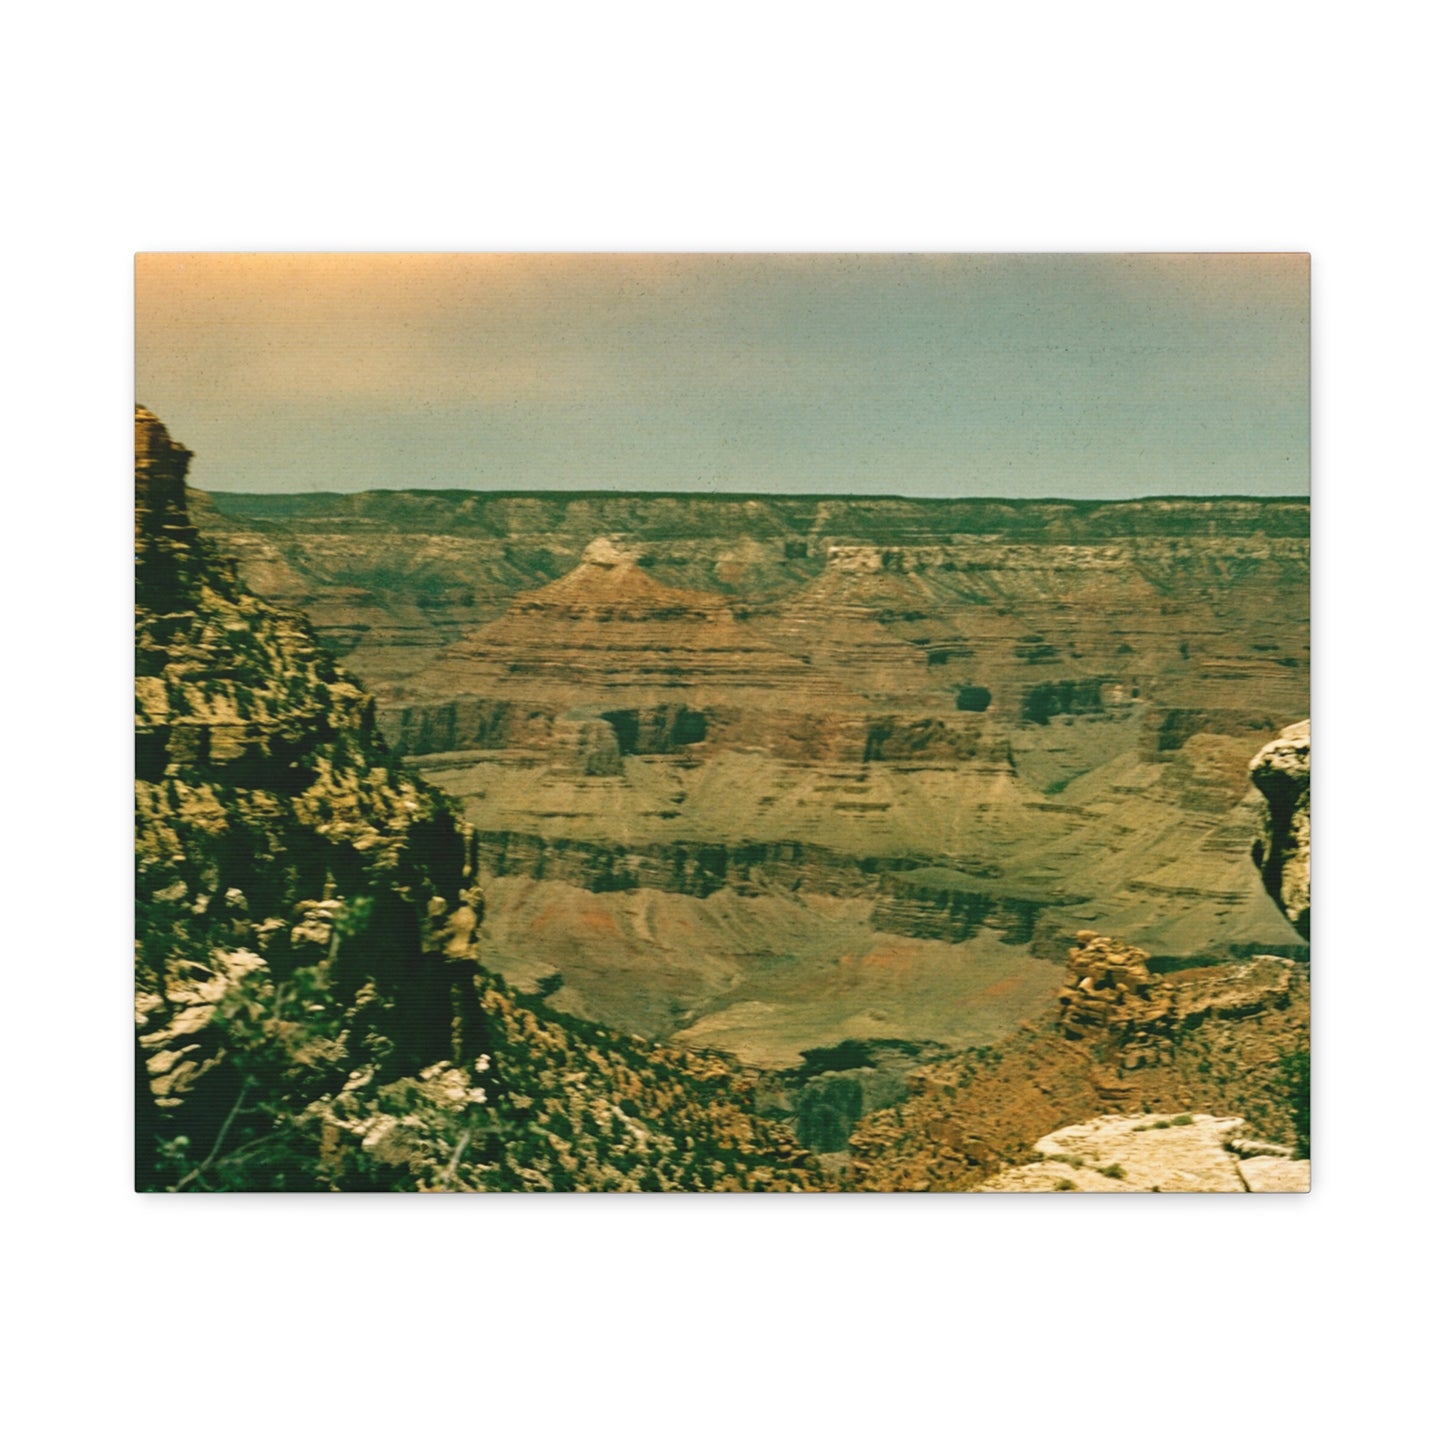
1277,1049,1310,1158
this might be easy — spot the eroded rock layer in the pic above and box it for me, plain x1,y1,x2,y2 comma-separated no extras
196,487,1309,1064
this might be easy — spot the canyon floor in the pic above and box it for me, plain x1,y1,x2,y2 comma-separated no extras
194,489,1308,1160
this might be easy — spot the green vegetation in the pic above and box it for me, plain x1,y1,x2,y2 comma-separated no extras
795,1038,923,1077
139,839,822,1193
1276,1049,1310,1159
1042,771,1086,796
1133,1114,1196,1132
1022,678,1103,726
790,1075,866,1155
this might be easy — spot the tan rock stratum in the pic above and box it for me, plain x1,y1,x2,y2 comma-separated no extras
979,1113,1309,1193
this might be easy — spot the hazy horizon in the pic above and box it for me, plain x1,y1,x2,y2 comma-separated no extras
136,253,1309,499
196,481,1310,506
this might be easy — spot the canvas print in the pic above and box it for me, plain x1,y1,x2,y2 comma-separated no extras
134,253,1310,1192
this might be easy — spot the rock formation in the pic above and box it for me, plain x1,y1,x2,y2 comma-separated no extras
977,1113,1309,1193
1054,930,1297,1062
1056,932,1175,1067
1250,720,1311,939
137,408,480,1167
134,408,819,1191
848,929,1309,1190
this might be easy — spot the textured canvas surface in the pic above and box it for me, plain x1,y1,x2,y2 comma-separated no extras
134,254,1309,1192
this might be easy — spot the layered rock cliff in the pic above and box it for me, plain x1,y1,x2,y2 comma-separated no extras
136,407,487,1140
134,408,818,1191
198,489,1310,737
193,486,1309,1070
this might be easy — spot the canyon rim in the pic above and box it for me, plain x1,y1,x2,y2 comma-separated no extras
135,253,1310,1192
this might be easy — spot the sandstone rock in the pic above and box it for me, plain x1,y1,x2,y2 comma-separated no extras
871,868,1053,945
979,1113,1252,1192
1227,1137,1293,1159
1171,954,1298,1024
1238,1156,1311,1192
290,900,345,949
1250,720,1310,939
1057,932,1170,1058
1058,934,1303,1077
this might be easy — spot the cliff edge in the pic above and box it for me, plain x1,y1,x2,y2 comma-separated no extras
134,408,817,1191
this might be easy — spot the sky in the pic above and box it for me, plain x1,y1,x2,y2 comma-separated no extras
135,253,1309,498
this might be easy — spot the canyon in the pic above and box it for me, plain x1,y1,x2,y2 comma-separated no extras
195,487,1309,1081
135,409,819,1191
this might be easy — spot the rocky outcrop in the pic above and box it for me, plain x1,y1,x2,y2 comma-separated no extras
977,1113,1308,1193
1236,1155,1312,1192
1250,720,1310,939
848,929,1310,1190
134,405,200,612
1056,932,1301,1072
1056,933,1175,1066
386,698,560,755
135,407,492,1165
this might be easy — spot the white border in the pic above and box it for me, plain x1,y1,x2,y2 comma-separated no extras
11,4,1432,1437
